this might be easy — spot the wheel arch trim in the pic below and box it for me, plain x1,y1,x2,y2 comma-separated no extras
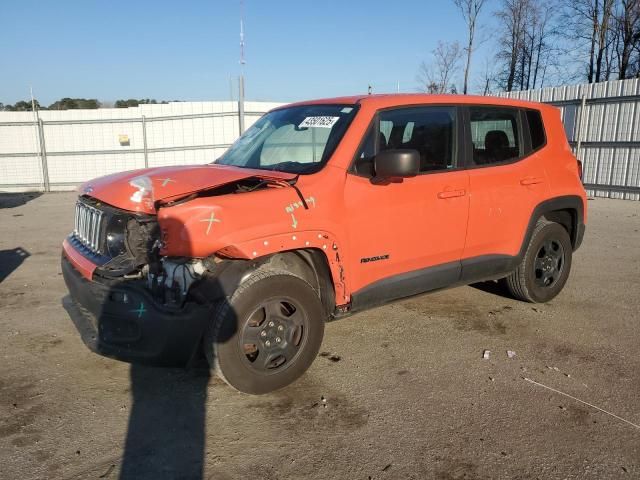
214,231,348,308
521,195,585,254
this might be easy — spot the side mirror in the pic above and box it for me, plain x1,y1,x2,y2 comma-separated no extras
374,149,420,180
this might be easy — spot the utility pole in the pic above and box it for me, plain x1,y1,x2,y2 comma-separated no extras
238,0,246,134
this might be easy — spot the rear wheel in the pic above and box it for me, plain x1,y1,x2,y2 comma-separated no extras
204,269,325,394
504,219,573,303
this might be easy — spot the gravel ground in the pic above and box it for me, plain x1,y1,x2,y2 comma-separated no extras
1,192,639,480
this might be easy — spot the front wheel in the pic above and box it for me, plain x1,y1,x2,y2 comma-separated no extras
504,219,573,303
204,269,325,394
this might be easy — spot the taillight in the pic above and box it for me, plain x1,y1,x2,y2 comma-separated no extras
577,159,583,181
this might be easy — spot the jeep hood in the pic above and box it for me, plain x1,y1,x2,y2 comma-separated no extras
80,164,297,214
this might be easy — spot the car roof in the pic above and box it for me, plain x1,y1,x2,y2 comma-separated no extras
284,93,554,112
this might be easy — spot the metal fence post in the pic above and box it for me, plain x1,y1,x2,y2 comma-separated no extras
141,115,149,168
238,75,245,135
37,118,50,192
575,93,588,161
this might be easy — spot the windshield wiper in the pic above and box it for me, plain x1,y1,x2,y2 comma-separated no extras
246,173,308,210
285,175,308,209
259,161,316,174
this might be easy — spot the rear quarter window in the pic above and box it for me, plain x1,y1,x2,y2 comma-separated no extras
469,107,521,165
526,109,546,151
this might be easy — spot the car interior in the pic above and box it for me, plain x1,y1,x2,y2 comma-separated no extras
353,110,454,177
470,109,520,165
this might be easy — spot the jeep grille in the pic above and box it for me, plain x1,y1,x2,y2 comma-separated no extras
73,201,105,254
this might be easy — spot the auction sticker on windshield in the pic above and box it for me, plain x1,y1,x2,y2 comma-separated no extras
299,116,340,128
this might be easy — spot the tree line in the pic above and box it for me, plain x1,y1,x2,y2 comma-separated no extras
418,0,640,94
0,98,174,111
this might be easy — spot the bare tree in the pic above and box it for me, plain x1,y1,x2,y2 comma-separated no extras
492,0,559,92
597,0,616,80
454,0,488,94
613,0,640,78
494,0,531,91
523,1,557,89
489,0,638,88
417,41,463,93
476,56,498,94
634,11,640,76
561,0,617,83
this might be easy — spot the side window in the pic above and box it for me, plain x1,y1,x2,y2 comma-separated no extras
469,107,521,165
380,107,456,173
379,120,393,145
402,122,414,143
526,109,546,151
353,126,377,177
353,106,457,176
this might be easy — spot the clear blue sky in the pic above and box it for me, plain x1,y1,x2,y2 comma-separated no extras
1,0,500,105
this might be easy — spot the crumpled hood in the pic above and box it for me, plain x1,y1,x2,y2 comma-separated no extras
80,164,296,214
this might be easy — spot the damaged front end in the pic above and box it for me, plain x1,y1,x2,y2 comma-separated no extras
62,166,312,366
62,196,218,366
68,196,161,278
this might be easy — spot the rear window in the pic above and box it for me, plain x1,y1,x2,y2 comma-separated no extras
526,109,546,150
469,107,521,165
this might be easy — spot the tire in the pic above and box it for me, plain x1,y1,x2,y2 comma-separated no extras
504,219,573,303
204,269,325,394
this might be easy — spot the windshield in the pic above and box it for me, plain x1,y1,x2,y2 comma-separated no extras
215,104,358,174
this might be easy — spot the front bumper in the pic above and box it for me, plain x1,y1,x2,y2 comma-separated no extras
61,254,211,367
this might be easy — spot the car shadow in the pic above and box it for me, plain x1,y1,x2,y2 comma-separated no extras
0,192,42,209
63,293,216,478
115,291,237,480
62,215,241,479
118,365,211,480
0,247,30,283
469,279,512,299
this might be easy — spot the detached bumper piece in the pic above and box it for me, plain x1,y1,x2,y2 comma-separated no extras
61,255,211,367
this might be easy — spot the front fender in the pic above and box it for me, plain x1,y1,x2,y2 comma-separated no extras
158,185,323,257
157,187,350,306
217,231,349,306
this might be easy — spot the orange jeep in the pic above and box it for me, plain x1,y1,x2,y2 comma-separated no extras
61,94,587,394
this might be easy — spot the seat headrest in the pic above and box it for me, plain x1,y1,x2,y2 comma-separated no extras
485,130,509,150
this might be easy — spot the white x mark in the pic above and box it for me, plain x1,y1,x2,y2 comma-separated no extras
200,211,221,235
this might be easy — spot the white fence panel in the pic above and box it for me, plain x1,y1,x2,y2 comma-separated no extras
0,101,282,192
499,78,640,200
4,88,639,200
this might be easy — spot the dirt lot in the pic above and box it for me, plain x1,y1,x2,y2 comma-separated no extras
1,192,639,480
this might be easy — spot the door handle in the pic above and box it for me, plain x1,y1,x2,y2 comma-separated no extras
437,189,466,199
520,177,544,186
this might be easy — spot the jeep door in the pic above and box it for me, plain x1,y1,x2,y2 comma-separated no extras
344,106,470,306
461,106,551,268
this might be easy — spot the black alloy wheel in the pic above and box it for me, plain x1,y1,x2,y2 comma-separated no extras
533,238,565,288
504,219,573,303
241,298,307,373
204,269,325,394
